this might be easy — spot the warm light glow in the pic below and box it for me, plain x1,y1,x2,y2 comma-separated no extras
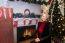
23,29,32,37
64,36,65,40
58,26,61,28
62,29,65,31
59,31,61,34
58,19,60,21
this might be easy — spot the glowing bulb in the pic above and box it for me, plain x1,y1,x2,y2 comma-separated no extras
64,37,65,40
61,18,63,20
58,26,61,28
63,24,65,26
62,29,65,31
58,19,60,21
59,31,61,34
58,12,60,14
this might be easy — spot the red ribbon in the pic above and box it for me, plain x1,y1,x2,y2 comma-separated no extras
13,21,18,27
23,20,26,25
29,20,32,24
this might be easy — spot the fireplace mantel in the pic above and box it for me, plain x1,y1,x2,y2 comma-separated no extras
13,18,39,27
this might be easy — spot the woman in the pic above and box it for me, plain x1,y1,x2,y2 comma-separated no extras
34,0,52,43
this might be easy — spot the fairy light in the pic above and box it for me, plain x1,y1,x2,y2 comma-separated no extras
58,25,61,28
62,29,65,31
58,19,60,21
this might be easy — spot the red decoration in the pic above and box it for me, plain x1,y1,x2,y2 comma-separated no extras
23,20,26,25
13,21,18,27
29,20,32,24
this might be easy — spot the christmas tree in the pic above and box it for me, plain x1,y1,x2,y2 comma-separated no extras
49,0,65,39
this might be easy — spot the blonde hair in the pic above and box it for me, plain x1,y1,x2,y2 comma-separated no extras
40,4,50,22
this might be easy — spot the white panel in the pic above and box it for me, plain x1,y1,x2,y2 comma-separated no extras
8,1,41,15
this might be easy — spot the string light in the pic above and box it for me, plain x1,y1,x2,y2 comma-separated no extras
58,19,60,21
58,26,61,28
52,15,54,17
61,18,63,20
59,31,61,34
64,36,65,40
49,0,64,41
61,17,64,20
58,6,60,8
58,12,60,14
62,24,65,26
62,29,65,31
62,38,63,40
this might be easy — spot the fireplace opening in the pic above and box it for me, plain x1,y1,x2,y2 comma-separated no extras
17,25,36,43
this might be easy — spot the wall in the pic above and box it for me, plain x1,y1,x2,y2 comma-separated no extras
0,0,8,7
8,1,41,15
